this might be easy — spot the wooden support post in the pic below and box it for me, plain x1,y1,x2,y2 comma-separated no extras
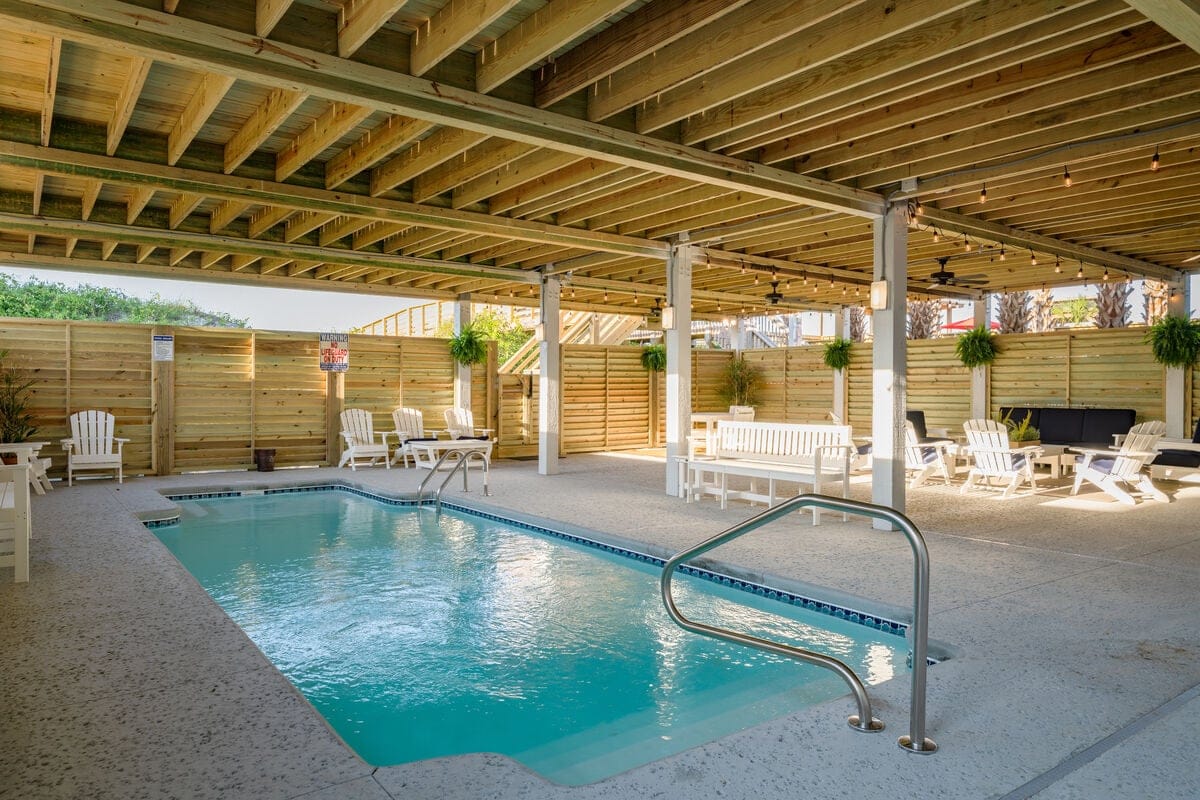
539,275,561,475
326,371,344,465
150,326,174,476
1165,281,1190,438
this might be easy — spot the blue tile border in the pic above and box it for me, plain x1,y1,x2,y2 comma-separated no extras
155,483,915,644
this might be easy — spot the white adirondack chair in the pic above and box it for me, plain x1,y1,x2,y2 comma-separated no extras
389,407,439,467
337,408,391,470
60,410,128,486
443,407,492,440
0,463,31,582
1071,420,1168,505
0,442,53,495
961,418,1042,498
905,421,956,489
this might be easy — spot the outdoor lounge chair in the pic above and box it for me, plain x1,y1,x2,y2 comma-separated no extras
389,407,439,467
905,421,956,489
0,463,31,582
60,410,128,486
337,408,391,470
1071,420,1167,505
961,418,1042,498
443,407,492,440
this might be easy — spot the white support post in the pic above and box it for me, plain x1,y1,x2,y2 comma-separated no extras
970,295,991,420
733,315,745,354
538,276,561,475
665,240,693,496
871,203,908,525
832,307,850,423
1164,281,1190,438
453,294,472,410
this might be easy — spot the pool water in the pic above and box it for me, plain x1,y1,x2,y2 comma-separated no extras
155,489,909,785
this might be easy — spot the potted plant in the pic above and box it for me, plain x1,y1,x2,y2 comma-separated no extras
640,343,666,372
955,326,998,368
996,409,1039,447
0,349,37,458
1145,314,1200,368
822,337,852,370
448,323,488,366
718,355,760,407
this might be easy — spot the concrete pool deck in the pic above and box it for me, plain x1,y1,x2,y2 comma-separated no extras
2,452,1198,799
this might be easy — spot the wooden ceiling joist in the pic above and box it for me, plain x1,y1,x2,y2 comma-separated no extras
338,0,407,59
167,72,235,166
410,0,523,76
325,115,434,189
107,55,150,156
223,87,306,174
276,101,374,182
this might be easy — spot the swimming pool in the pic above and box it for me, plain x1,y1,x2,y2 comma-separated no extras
154,487,910,785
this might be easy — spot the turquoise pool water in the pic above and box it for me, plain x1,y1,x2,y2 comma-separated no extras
155,489,909,785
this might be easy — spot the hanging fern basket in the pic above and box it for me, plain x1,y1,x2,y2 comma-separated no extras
640,343,666,372
955,326,998,369
448,324,488,366
1145,315,1200,368
822,338,852,371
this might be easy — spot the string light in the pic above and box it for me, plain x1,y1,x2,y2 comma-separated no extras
1151,146,1160,171
740,262,747,274
1030,250,1037,266
603,290,608,301
1075,262,1084,279
802,272,808,285
754,273,760,285
979,183,987,203
915,199,924,216
1063,166,1072,188
932,228,940,243
1102,267,1109,281
1054,256,1061,274
964,236,972,252
999,245,1006,261
716,301,722,312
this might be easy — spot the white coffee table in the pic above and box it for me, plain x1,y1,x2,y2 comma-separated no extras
1029,444,1076,479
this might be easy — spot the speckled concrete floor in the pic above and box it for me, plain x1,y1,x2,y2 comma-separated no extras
2,454,1198,799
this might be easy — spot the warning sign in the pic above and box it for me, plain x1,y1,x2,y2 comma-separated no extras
319,333,349,372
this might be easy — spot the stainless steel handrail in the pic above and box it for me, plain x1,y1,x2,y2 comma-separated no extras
415,447,492,510
660,493,937,754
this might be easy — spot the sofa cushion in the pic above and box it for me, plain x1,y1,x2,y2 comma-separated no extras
1154,449,1200,468
1037,408,1083,444
906,409,928,441
1081,408,1135,445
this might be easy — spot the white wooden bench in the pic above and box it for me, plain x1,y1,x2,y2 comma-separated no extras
685,421,854,524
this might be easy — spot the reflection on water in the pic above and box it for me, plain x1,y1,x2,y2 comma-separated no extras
157,491,909,785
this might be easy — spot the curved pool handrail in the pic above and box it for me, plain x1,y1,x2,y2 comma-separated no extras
416,447,492,511
659,492,936,754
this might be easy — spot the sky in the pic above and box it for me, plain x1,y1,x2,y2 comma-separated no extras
0,266,421,332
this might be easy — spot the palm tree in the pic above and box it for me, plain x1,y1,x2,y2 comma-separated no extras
1095,281,1132,328
848,306,868,342
907,299,940,339
1143,279,1169,325
1031,289,1056,332
998,291,1031,333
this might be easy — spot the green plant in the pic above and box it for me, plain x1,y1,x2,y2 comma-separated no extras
996,409,1039,442
448,323,488,366
0,350,37,443
1145,314,1200,369
718,356,760,407
822,337,852,370
640,343,666,372
955,326,998,368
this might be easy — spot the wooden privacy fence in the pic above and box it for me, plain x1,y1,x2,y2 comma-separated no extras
0,317,490,476
0,316,1182,474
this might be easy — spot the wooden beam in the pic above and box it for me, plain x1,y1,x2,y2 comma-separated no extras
454,149,581,209
247,204,295,238
353,221,408,249
1125,0,1200,53
338,0,406,58
78,178,103,221
412,139,534,204
163,0,179,12
41,36,61,146
325,115,434,189
224,87,306,174
410,0,522,77
534,0,748,108
101,240,118,259
168,72,235,166
168,247,192,265
0,139,669,258
256,0,294,37
31,173,44,216
168,191,204,229
318,214,374,246
210,199,252,233
283,210,337,242
198,251,224,268
371,127,488,196
276,101,373,182
136,244,155,262
64,237,77,257
126,186,154,224
229,253,259,271
476,0,631,95
0,0,883,217
108,55,151,156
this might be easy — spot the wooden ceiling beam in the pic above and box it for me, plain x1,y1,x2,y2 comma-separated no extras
40,35,61,146
276,100,373,182
692,1,1127,152
256,0,294,38
0,140,668,258
556,175,687,227
108,55,151,156
126,186,154,224
247,204,295,238
210,199,252,234
486,156,619,215
640,198,790,241
338,0,407,59
475,0,632,95
168,191,204,229
533,0,748,108
452,149,581,210
371,127,488,196
283,210,336,242
636,0,970,134
80,178,102,221
352,221,408,249
223,87,306,174
412,139,534,204
168,72,235,166
325,114,433,189
409,0,523,77
0,0,882,216
318,214,374,247
1125,0,1200,54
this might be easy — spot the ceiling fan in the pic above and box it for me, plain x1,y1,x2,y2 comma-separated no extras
926,256,987,289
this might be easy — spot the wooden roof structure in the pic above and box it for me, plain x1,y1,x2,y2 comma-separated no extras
0,0,1197,319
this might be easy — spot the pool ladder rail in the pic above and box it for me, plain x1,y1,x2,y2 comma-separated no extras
415,447,492,511
660,493,937,755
